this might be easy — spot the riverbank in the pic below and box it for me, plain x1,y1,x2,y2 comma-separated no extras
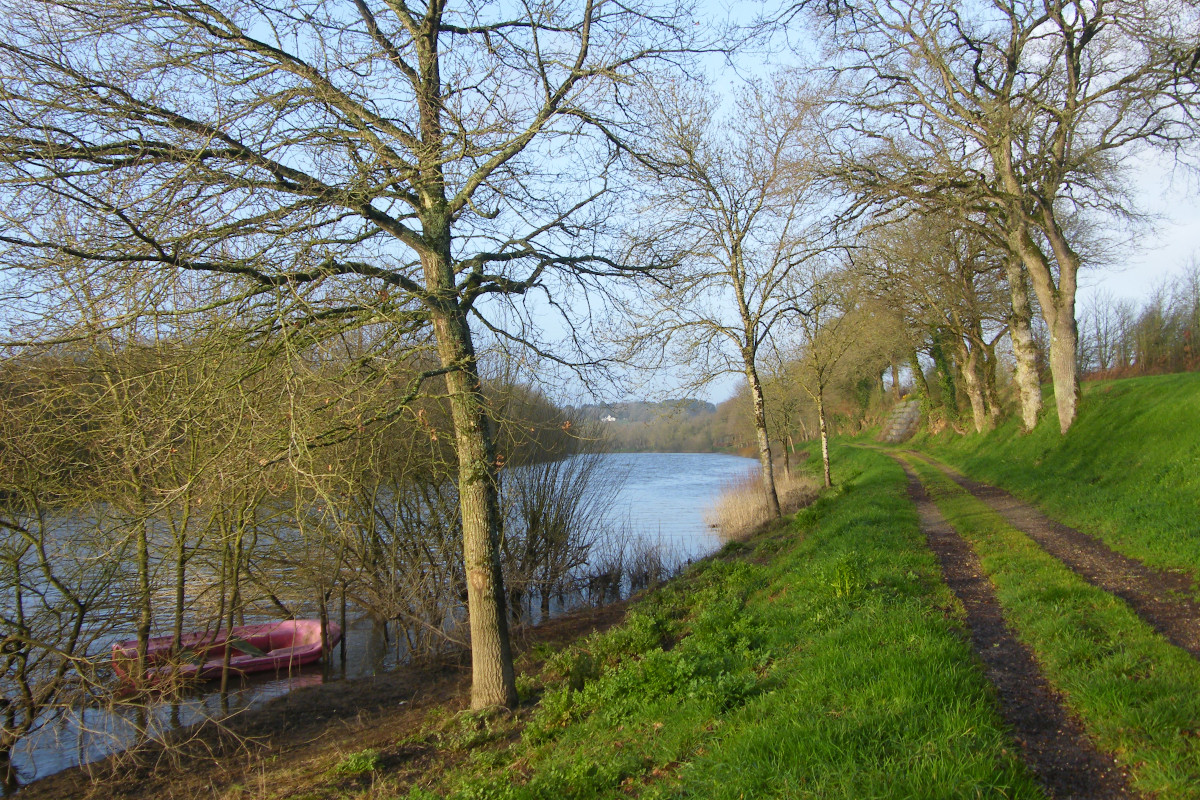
22,447,1044,798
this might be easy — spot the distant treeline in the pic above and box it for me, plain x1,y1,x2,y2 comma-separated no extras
570,398,753,453
1079,266,1200,378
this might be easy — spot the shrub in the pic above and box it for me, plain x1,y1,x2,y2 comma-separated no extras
331,748,380,776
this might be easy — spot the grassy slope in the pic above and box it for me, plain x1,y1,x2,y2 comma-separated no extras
906,455,1200,798
394,448,1041,800
911,373,1200,579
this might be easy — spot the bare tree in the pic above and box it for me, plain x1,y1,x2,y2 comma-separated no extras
629,77,834,517
0,0,708,708
0,352,125,788
858,216,1011,432
790,261,862,488
804,0,1200,432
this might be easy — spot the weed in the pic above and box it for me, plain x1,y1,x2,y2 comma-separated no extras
705,470,820,542
513,672,541,703
437,708,512,752
331,748,380,776
826,551,867,598
527,642,556,661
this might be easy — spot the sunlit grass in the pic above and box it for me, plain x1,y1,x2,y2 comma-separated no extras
393,448,1042,799
906,454,1200,798
912,372,1200,578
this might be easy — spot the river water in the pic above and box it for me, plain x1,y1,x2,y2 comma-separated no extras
599,452,758,562
7,452,756,789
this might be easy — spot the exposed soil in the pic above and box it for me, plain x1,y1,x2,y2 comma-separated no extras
909,451,1200,660
897,459,1136,800
17,601,629,800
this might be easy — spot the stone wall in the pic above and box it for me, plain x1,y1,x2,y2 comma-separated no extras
878,400,921,443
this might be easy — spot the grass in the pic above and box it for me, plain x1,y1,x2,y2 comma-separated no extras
386,447,1042,799
332,749,382,776
911,372,1200,580
903,454,1200,797
142,381,1200,800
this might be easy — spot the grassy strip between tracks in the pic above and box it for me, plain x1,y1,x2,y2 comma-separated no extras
912,372,1200,583
369,447,1042,800
903,454,1200,799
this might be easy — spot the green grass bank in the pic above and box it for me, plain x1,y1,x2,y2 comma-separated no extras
911,372,1200,581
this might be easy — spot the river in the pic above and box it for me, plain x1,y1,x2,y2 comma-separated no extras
599,451,759,561
5,451,757,790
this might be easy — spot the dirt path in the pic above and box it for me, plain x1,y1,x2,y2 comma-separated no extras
907,451,1200,661
896,459,1135,799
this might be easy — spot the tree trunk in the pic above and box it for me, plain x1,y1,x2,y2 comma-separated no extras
135,505,152,682
816,390,832,489
1046,306,1080,433
218,527,243,696
982,339,1003,423
1003,253,1042,432
427,275,517,709
744,358,781,518
955,339,988,433
173,532,187,648
908,348,929,403
1,747,16,796
1012,235,1079,432
929,330,957,414
1037,215,1082,433
998,157,1077,432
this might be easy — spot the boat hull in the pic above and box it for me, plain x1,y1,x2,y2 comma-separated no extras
111,619,342,683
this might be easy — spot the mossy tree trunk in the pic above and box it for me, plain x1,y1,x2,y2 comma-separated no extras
425,243,517,708
744,353,781,519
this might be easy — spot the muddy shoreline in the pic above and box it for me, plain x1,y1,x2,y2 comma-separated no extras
16,601,630,800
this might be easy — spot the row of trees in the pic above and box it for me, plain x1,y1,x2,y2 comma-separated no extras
809,0,1200,436
763,0,1200,482
1080,265,1200,375
644,254,1200,477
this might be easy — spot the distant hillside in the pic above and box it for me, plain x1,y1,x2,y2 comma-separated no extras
568,397,751,452
573,399,715,423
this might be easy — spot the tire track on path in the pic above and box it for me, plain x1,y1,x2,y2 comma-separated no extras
906,451,1200,661
895,456,1135,800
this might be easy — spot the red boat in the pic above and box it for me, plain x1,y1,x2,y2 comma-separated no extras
111,619,342,683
